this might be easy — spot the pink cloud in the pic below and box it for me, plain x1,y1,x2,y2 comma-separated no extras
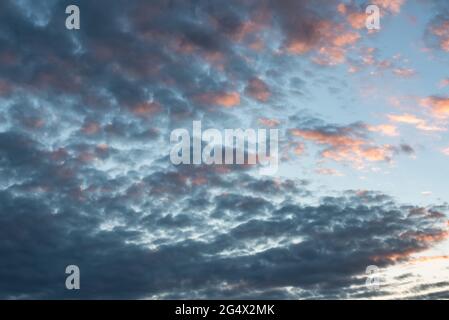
132,102,162,117
420,96,449,119
245,78,271,102
194,92,241,108
368,124,399,136
258,118,280,127
388,113,446,132
291,128,394,166
430,20,449,52
393,67,416,78
372,0,406,14
82,122,101,135
439,78,449,88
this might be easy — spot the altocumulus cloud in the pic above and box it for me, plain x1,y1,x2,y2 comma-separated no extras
0,138,448,298
0,0,448,299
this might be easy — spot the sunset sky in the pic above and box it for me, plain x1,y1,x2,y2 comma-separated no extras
0,0,448,299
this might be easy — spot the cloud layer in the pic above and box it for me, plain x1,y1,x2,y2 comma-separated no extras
0,0,448,299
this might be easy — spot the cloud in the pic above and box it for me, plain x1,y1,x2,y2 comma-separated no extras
0,112,445,299
372,0,406,14
439,78,449,88
289,122,404,166
425,1,449,53
338,0,406,31
0,0,448,300
397,143,415,155
131,102,162,117
194,92,241,108
338,4,366,30
420,96,449,119
258,118,280,127
388,113,446,132
0,79,12,96
393,67,416,78
368,124,399,136
0,155,447,299
245,77,271,102
316,168,343,176
333,31,361,47
429,20,449,52
271,0,366,66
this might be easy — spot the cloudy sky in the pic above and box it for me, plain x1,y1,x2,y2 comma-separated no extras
0,0,448,299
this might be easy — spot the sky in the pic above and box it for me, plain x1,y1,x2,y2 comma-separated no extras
0,0,448,299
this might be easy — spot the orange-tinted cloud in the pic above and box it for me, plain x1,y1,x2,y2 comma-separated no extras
312,29,360,66
202,51,227,71
313,46,347,66
231,20,265,43
286,39,314,55
372,226,448,263
293,142,305,156
258,118,280,127
194,92,241,108
249,38,265,51
393,67,416,78
420,96,449,119
339,0,405,31
411,255,449,263
430,20,449,52
372,249,418,263
372,0,406,14
82,122,101,135
404,230,449,244
368,124,399,136
332,31,361,47
96,143,109,152
388,113,445,132
361,47,376,65
284,16,360,66
290,128,393,165
132,102,161,117
245,78,271,102
439,78,449,88
346,12,366,30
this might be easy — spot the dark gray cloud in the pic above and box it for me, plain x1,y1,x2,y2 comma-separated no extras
0,147,447,298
